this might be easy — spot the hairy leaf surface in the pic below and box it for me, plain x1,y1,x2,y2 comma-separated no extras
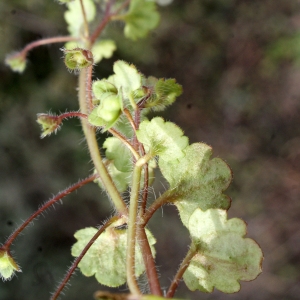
72,226,156,287
159,143,232,227
184,208,263,293
136,117,189,161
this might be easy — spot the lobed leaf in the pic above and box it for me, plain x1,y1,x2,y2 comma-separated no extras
136,117,189,162
122,0,160,40
145,78,183,111
159,143,232,227
72,225,156,287
183,208,263,293
92,40,117,64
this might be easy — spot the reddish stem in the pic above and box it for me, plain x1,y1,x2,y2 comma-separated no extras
58,112,88,120
86,65,94,113
137,225,162,296
20,36,78,57
51,215,119,300
166,246,196,298
2,174,97,250
90,2,113,45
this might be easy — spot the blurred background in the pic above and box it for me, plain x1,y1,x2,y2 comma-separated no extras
0,0,300,299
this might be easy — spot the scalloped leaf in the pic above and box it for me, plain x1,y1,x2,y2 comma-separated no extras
122,0,160,40
92,40,117,64
145,79,183,111
65,0,96,37
71,226,156,287
184,208,263,293
159,143,232,227
136,117,189,161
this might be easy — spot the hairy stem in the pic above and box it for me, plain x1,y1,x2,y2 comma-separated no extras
166,245,197,298
86,65,94,113
141,191,173,226
78,69,127,215
126,164,142,295
51,216,119,300
2,174,97,250
136,224,162,296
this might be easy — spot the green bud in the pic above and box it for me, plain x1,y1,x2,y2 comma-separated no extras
97,95,121,123
0,249,21,281
62,48,94,71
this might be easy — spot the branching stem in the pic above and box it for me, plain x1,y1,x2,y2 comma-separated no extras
78,69,128,215
108,127,140,160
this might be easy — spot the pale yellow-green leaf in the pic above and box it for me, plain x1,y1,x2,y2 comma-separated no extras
184,208,263,293
72,226,156,287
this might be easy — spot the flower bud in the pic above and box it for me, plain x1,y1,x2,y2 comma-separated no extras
5,52,26,73
62,48,94,71
37,114,62,138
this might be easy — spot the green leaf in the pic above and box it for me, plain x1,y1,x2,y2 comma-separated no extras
113,60,142,95
103,137,132,173
145,79,183,111
71,225,156,287
65,0,96,37
92,80,118,100
184,208,263,293
0,249,21,281
136,117,189,161
92,40,117,64
121,0,160,40
159,143,232,227
95,161,131,193
88,94,122,130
